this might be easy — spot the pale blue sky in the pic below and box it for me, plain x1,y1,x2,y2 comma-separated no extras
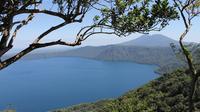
12,1,200,50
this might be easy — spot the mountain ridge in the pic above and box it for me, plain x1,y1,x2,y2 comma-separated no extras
19,34,190,74
20,34,200,74
120,34,179,47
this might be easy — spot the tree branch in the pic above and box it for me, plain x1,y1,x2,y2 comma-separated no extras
0,38,82,70
8,13,34,47
33,22,68,43
15,9,71,21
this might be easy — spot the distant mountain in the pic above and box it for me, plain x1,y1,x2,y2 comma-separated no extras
59,45,185,74
20,34,199,74
121,34,178,47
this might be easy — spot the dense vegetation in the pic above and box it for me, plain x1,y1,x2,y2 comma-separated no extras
52,67,200,112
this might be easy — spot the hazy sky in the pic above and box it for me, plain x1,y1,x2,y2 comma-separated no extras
12,1,200,51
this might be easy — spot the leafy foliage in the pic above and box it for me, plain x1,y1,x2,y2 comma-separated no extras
95,0,178,36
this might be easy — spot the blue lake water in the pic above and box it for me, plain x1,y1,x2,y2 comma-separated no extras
0,57,158,112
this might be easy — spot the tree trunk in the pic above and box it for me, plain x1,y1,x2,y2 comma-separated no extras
189,74,199,112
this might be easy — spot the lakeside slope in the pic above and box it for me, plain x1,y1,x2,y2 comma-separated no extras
52,67,200,112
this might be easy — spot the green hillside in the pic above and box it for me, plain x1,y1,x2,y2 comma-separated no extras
52,68,200,112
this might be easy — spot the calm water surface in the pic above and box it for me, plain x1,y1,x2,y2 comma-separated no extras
0,57,158,112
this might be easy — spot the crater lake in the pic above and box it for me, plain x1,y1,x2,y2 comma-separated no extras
0,57,158,112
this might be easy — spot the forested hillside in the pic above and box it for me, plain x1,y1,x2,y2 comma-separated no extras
52,67,200,112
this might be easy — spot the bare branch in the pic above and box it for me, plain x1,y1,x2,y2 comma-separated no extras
8,13,34,47
33,22,68,43
15,9,71,21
